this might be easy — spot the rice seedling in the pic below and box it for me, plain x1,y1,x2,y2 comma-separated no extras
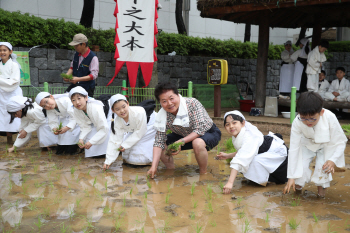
14,146,17,153
5,144,8,155
135,175,138,184
84,188,90,197
111,175,116,184
123,194,126,207
103,206,111,214
144,191,148,199
167,183,171,193
206,200,214,213
166,141,183,155
95,190,103,201
290,196,301,206
42,207,50,218
7,180,13,191
87,169,91,176
192,199,198,209
129,187,133,196
60,73,73,80
210,220,217,227
147,178,152,189
313,212,319,223
114,216,123,232
21,163,26,169
265,212,271,223
21,185,28,195
34,181,43,188
76,197,82,208
77,141,84,147
190,182,195,195
78,157,82,165
15,158,20,163
76,176,80,183
166,129,172,134
190,211,195,220
243,218,252,233
288,218,301,230
105,180,108,191
14,214,22,228
193,222,203,233
68,206,75,220
219,181,224,192
48,150,52,160
52,196,62,205
93,177,97,187
49,181,54,188
70,166,76,175
33,216,44,231
216,143,222,154
33,164,39,173
116,208,126,218
327,222,337,233
235,196,243,206
83,216,94,231
34,196,44,202
60,223,69,233
237,210,245,219
165,193,170,204
206,184,213,200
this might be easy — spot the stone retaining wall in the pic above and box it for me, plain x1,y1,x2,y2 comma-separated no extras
14,46,348,96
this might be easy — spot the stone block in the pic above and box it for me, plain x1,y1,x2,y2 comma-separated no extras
237,59,243,66
30,67,39,87
345,53,350,62
241,71,248,78
164,56,173,62
266,82,273,89
34,58,48,70
106,67,116,78
190,56,200,63
99,62,107,77
182,68,192,78
158,73,170,83
170,67,182,78
181,56,189,63
29,57,35,67
192,63,203,72
39,70,62,83
56,49,75,60
56,60,71,73
95,51,112,62
271,89,279,97
157,55,165,62
17,47,30,52
192,72,201,79
47,49,56,69
179,78,191,88
271,69,280,76
231,58,238,65
233,66,240,75
173,55,181,63
30,48,47,58
162,66,170,74
157,63,163,69
250,59,257,66
266,89,271,96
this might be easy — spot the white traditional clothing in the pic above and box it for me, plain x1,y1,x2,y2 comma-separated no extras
72,101,110,157
12,102,57,148
0,59,22,133
306,47,327,92
318,79,330,99
40,94,80,146
225,111,288,186
324,78,350,102
288,109,347,188
279,49,295,93
290,39,310,91
105,106,157,165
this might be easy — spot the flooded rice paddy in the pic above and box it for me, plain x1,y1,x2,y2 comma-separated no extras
1,123,350,233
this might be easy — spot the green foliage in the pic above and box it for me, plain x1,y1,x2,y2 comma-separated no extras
288,218,301,230
167,142,183,154
224,138,236,163
342,124,350,136
60,73,73,80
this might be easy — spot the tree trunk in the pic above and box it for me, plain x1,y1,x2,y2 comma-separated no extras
295,27,307,46
312,23,322,49
80,0,95,28
175,0,187,35
244,24,251,42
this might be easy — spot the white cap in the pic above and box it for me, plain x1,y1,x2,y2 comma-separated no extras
35,92,51,105
110,94,127,107
7,96,31,112
224,110,245,120
69,86,88,98
0,42,13,50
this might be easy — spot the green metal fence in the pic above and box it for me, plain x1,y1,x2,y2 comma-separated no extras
22,81,193,111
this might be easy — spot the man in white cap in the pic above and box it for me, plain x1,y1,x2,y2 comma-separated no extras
63,33,99,97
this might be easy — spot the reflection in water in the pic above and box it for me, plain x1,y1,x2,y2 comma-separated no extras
0,133,349,233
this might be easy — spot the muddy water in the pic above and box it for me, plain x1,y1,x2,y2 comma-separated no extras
1,127,350,233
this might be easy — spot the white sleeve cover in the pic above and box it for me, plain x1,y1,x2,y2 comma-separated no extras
120,110,147,150
0,62,20,92
23,107,46,133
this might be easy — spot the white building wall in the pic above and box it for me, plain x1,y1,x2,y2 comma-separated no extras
1,0,312,44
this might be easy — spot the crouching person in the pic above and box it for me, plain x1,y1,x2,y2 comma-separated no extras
283,92,347,198
147,83,221,178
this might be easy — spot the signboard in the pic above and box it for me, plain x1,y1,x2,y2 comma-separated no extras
207,59,228,85
13,51,31,86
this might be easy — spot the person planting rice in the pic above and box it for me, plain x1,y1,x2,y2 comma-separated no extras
103,94,157,169
69,86,110,158
283,92,347,198
6,96,57,152
35,92,80,155
147,82,221,178
217,110,288,194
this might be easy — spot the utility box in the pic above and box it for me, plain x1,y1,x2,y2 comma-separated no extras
207,59,228,85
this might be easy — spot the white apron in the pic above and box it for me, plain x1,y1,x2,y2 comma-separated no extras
292,61,304,91
279,64,295,93
37,118,58,147
0,86,22,133
57,115,80,145
84,124,110,158
122,112,157,165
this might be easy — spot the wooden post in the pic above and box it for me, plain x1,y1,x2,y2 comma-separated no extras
255,12,270,108
214,85,221,117
312,22,322,49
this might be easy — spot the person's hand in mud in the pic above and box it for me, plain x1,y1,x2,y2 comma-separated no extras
322,160,335,174
7,146,15,153
85,141,92,149
118,146,125,152
216,152,237,160
283,178,295,194
147,167,157,179
223,181,233,194
78,139,85,149
58,126,70,134
103,163,110,171
18,130,27,139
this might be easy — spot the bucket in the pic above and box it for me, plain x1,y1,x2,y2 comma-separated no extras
238,100,255,112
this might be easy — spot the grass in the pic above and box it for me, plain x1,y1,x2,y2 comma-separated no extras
190,211,195,220
192,199,198,209
33,164,39,173
93,177,97,187
95,190,103,201
165,193,170,204
190,182,195,195
327,222,337,233
76,197,82,208
60,223,69,233
194,222,203,233
206,200,214,213
147,178,152,189
290,196,301,206
114,216,123,232
129,187,133,196
33,216,44,231
135,175,138,184
265,212,271,223
243,218,252,233
42,207,50,218
70,166,76,174
144,191,148,199
27,202,38,211
313,212,319,223
105,180,108,191
21,185,28,195
288,218,301,230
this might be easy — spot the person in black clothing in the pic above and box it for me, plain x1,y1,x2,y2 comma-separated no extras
64,33,99,97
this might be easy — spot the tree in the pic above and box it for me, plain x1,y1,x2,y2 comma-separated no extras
175,0,187,35
80,0,95,28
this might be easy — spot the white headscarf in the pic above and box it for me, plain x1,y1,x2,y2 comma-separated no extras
69,86,104,106
35,92,51,105
0,42,21,68
0,42,13,50
224,110,263,138
7,96,32,112
299,38,310,58
110,94,127,108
